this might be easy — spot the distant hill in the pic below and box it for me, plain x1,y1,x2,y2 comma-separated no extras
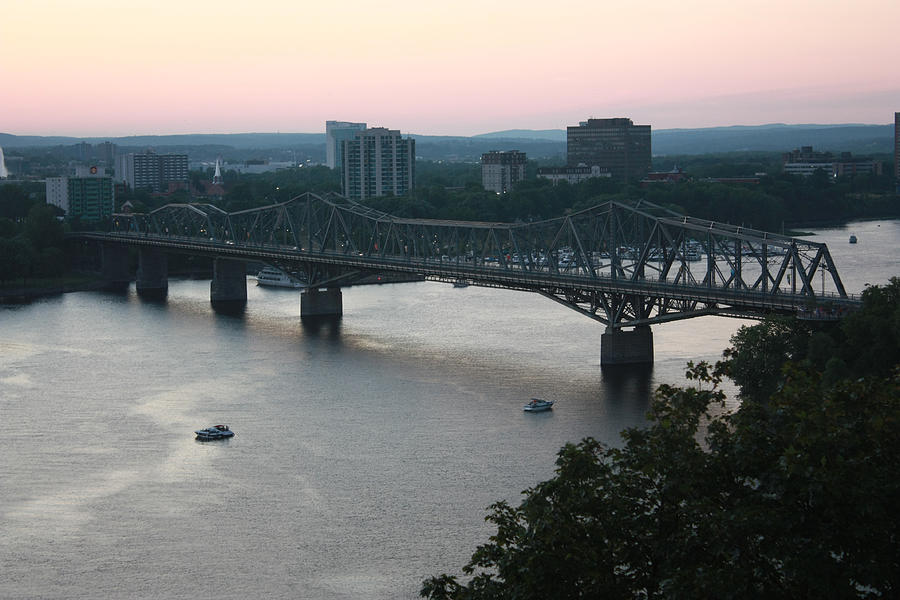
652,124,893,155
0,132,324,150
472,129,567,142
0,123,893,159
471,123,893,156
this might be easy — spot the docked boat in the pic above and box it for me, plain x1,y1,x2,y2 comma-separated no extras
523,398,554,412
452,279,469,288
256,267,303,288
849,235,858,244
194,424,235,440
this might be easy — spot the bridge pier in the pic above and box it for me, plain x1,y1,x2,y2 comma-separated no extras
601,326,654,366
136,248,168,299
300,287,343,318
101,243,130,290
210,258,247,311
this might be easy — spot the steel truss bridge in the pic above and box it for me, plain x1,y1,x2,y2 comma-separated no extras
83,192,858,329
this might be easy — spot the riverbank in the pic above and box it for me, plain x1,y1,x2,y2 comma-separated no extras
0,275,109,304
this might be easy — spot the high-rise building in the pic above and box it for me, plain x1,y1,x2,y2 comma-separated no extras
46,177,69,213
894,112,899,181
116,152,188,193
341,127,415,199
326,121,367,169
69,176,115,220
481,151,527,193
566,117,651,180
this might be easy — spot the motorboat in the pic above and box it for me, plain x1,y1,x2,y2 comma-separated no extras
849,235,857,244
194,424,235,440
256,267,303,288
452,279,469,288
523,398,554,412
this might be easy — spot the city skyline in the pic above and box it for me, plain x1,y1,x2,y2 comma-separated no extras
2,0,898,137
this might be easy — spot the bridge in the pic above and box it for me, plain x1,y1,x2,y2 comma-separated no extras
73,192,859,365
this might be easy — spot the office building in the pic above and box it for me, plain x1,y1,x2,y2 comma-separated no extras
46,175,114,220
326,120,367,169
46,177,70,213
566,117,651,180
537,165,611,186
895,112,899,181
68,176,115,220
482,151,527,193
782,146,881,178
341,127,415,199
116,152,188,193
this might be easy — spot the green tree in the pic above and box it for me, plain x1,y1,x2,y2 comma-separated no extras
422,364,900,599
718,316,810,401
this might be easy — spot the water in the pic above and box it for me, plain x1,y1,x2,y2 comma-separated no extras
1,220,897,599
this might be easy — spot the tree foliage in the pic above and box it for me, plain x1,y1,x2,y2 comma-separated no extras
423,363,900,599
424,282,900,599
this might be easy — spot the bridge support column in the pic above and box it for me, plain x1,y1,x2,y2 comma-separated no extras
601,326,654,366
210,258,247,310
136,248,168,299
101,243,130,290
300,287,343,318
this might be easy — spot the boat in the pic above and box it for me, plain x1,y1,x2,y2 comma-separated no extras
194,424,235,440
452,279,469,288
523,398,554,412
849,235,857,244
256,267,303,288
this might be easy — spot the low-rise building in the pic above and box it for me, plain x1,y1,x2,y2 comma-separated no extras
537,165,610,186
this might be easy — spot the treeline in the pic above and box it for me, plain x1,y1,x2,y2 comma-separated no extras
134,156,900,231
0,184,67,285
365,159,899,230
423,279,900,599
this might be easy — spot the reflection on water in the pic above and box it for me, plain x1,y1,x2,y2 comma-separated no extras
0,220,896,600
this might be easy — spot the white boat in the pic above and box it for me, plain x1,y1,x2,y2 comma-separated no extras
194,424,234,440
256,267,303,288
523,398,554,412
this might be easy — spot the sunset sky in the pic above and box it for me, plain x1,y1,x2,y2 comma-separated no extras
2,0,898,136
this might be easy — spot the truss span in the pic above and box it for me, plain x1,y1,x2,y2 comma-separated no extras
103,192,858,327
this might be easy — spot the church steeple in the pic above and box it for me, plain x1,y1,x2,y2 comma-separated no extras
212,157,223,185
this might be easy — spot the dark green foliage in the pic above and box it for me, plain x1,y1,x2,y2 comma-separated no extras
422,364,900,599
721,278,900,399
424,282,900,599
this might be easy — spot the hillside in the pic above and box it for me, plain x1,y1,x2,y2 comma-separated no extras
0,123,893,160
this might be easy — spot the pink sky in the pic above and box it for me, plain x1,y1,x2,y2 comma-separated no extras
2,0,898,136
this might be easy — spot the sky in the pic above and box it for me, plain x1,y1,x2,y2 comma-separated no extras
2,0,898,137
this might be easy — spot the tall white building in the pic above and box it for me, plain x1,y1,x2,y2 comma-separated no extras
326,121,367,169
116,152,188,192
481,150,527,194
46,177,70,213
341,127,415,199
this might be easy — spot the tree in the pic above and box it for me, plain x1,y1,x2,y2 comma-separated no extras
422,363,900,599
718,316,810,401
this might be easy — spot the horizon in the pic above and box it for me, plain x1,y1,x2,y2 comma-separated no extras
2,1,898,137
2,120,895,141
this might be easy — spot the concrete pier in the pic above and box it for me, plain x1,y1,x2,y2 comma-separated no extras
210,258,247,310
101,243,130,290
300,287,343,318
136,248,168,299
600,326,654,366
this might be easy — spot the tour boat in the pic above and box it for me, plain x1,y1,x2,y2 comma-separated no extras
523,398,554,412
256,267,303,288
194,424,235,440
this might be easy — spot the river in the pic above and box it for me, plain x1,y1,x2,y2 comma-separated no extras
1,219,897,599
